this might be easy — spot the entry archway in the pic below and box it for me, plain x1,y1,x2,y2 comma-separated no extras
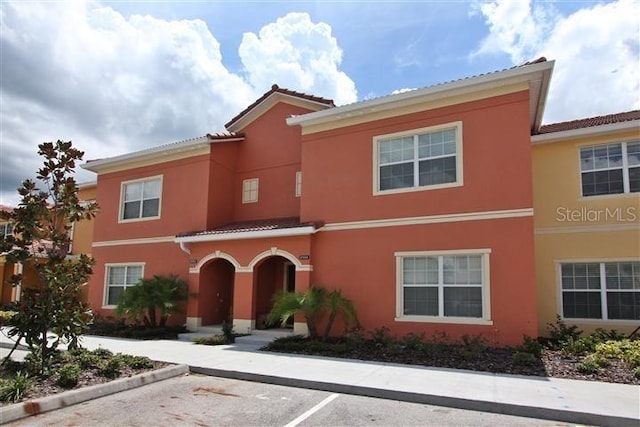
253,255,296,329
199,258,235,325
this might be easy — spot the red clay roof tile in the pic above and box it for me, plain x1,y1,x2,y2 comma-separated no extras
537,110,640,134
177,217,320,238
225,84,334,130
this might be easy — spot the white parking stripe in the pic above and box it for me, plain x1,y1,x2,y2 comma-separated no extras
283,393,340,427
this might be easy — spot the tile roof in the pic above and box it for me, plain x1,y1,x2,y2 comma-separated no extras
177,217,320,238
537,110,640,134
225,84,335,130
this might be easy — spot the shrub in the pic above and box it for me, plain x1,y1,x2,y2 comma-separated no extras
56,363,81,388
546,316,582,349
193,335,228,346
116,275,187,328
634,366,640,378
92,348,114,359
402,332,426,351
576,354,605,374
111,354,154,370
70,348,101,369
591,328,625,343
370,326,395,348
512,351,538,366
222,320,235,344
517,335,543,358
99,358,123,379
0,371,31,402
560,336,596,356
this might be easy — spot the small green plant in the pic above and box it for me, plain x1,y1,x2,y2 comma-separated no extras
402,332,426,351
546,316,582,349
56,363,81,388
458,334,487,360
370,326,395,348
222,320,235,344
517,335,543,358
99,357,123,379
512,351,538,366
0,371,31,403
112,354,154,369
634,366,640,378
193,335,228,346
92,348,114,359
560,336,596,356
576,354,605,374
69,348,101,369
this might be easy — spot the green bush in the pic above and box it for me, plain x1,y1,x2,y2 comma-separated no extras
560,336,597,356
0,371,31,403
69,349,102,369
517,335,543,358
193,335,228,346
56,363,81,388
512,351,538,366
546,316,582,348
92,348,114,359
370,326,395,348
576,354,605,374
112,354,154,370
402,332,426,351
634,366,640,378
594,339,640,368
99,358,123,379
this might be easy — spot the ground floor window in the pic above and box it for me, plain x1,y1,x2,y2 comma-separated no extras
104,264,144,307
395,249,491,322
560,261,640,320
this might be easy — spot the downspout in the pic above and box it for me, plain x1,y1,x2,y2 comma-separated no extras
178,240,191,255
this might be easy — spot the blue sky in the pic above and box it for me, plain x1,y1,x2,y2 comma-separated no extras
1,0,638,205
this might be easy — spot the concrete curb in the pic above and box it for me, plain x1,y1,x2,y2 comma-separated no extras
0,364,189,424
190,366,638,427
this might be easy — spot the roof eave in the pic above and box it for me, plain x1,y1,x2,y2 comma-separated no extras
81,136,244,173
175,225,317,243
287,60,555,130
531,120,640,144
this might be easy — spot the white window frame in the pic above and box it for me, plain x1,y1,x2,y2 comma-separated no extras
395,249,492,325
556,259,640,324
0,222,14,238
103,263,145,308
118,175,163,223
243,178,259,204
373,121,463,196
579,140,640,198
295,171,302,197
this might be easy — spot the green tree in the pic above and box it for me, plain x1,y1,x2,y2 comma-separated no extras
0,141,98,374
267,286,358,340
115,275,187,328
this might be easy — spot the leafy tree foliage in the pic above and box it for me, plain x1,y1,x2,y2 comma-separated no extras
115,275,187,328
267,286,358,340
0,141,98,374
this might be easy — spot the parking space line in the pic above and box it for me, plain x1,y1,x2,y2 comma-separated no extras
283,393,340,427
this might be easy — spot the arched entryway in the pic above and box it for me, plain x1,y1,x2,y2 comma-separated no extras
254,256,296,329
199,258,235,326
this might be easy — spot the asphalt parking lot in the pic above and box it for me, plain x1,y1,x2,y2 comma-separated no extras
8,373,575,426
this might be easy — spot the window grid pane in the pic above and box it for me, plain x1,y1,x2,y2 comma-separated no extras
581,141,639,196
402,254,484,319
106,265,143,306
122,179,161,219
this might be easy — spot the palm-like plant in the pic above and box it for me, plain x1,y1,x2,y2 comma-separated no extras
267,286,358,340
116,275,187,328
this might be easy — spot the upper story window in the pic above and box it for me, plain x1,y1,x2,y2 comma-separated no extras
0,223,14,238
295,171,302,197
580,141,639,197
120,176,162,222
560,262,640,321
395,249,491,324
243,178,259,203
374,122,463,195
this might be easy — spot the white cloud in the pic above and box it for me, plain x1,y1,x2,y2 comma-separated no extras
474,0,640,123
0,3,356,205
238,12,357,105
391,88,417,95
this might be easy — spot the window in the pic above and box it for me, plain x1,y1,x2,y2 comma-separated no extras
560,262,640,320
375,122,462,194
120,177,162,221
580,141,640,196
295,171,302,197
0,223,13,238
104,264,144,306
243,178,259,203
396,250,491,323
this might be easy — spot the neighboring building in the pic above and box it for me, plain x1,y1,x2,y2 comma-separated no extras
0,182,97,305
82,59,565,346
532,112,640,336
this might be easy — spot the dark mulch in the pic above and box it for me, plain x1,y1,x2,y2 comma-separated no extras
263,338,639,385
88,318,187,340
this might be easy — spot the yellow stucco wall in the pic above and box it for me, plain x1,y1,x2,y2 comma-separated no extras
72,184,96,256
532,128,640,336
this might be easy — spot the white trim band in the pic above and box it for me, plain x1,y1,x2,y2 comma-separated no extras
93,236,175,247
321,208,533,232
535,224,639,235
175,226,317,243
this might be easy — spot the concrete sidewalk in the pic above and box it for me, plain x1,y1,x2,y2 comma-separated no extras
2,331,639,426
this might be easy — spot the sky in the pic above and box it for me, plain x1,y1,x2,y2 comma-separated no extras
1,0,638,206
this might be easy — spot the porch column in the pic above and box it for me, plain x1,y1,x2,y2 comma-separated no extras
186,272,202,331
293,269,311,336
232,271,255,334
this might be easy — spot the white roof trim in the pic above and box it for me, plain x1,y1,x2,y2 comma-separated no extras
531,120,640,144
175,225,317,243
287,60,554,132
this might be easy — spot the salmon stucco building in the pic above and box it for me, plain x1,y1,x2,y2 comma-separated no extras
80,58,639,346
